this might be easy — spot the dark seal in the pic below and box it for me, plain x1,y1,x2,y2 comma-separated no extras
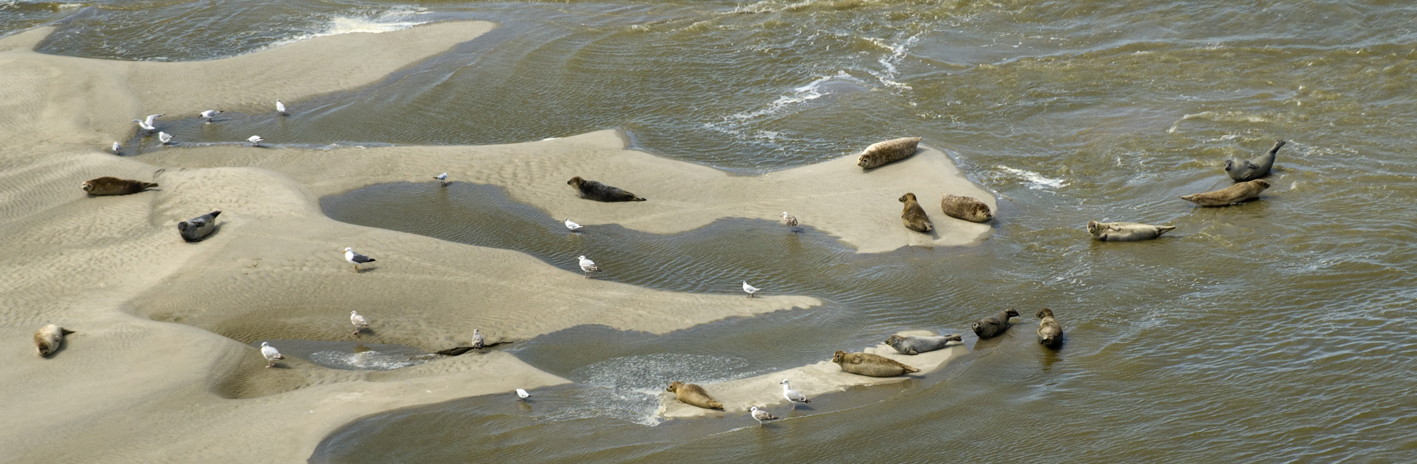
1225,139,1285,181
567,176,646,202
82,177,157,196
178,211,221,242
971,308,1020,339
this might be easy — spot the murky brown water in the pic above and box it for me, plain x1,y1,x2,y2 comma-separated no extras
14,0,1417,461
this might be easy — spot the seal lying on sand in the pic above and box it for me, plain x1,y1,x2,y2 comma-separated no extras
971,309,1019,339
831,350,920,377
1036,308,1063,349
666,381,723,410
1181,179,1269,206
1087,221,1176,241
34,324,75,357
940,194,993,222
857,137,921,169
884,334,963,355
82,177,157,196
567,176,646,202
178,211,221,242
1225,139,1285,181
899,193,933,233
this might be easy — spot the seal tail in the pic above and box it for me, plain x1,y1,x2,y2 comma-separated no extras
1156,225,1177,236
1269,139,1286,155
709,401,724,409
633,196,646,201
141,181,159,189
902,365,920,374
61,328,75,335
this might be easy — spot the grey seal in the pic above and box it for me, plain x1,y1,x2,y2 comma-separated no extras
177,211,221,242
1036,308,1063,349
831,350,920,377
666,381,723,409
857,137,922,169
899,193,933,233
940,194,993,222
34,324,75,357
567,176,646,202
1225,139,1285,181
971,308,1019,339
884,333,963,355
1087,221,1176,241
1181,179,1269,206
82,177,157,196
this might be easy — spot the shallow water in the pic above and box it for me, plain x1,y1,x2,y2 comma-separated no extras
16,0,1417,461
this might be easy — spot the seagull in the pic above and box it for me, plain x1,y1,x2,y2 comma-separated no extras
276,99,289,116
158,131,173,145
111,142,121,154
781,379,810,408
781,212,800,233
133,114,161,133
564,219,582,232
200,109,222,123
578,255,600,278
434,172,448,187
750,406,779,425
516,388,530,400
260,341,284,368
344,247,376,272
350,310,369,336
248,135,263,147
471,329,484,349
743,281,759,298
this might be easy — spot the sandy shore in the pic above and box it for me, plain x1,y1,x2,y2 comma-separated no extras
0,19,993,462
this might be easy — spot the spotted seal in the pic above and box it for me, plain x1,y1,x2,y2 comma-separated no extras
567,176,646,202
940,194,993,222
1087,221,1176,241
899,193,933,233
971,308,1020,339
666,381,723,410
82,177,157,196
831,350,920,377
1036,308,1063,349
1181,179,1269,206
884,334,963,355
34,324,75,357
178,211,221,242
856,137,921,169
1225,139,1285,181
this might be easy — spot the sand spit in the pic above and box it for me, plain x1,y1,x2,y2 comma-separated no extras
658,330,966,419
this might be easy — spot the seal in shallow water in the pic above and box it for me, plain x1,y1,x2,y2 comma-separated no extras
884,333,963,355
856,137,921,169
82,177,157,196
1181,179,1269,206
899,193,933,233
177,211,221,242
567,176,646,202
1087,221,1175,241
831,350,920,377
1036,308,1063,349
34,324,75,357
971,308,1020,339
940,194,993,223
1225,139,1285,181
666,381,723,410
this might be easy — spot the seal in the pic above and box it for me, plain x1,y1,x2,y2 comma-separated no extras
1180,179,1269,206
1087,221,1176,241
1036,308,1063,349
971,308,1020,339
666,381,723,410
884,333,963,355
34,324,75,357
177,211,221,242
831,350,920,377
899,193,933,233
82,177,157,196
856,137,921,169
567,176,646,202
1225,139,1285,181
940,194,993,223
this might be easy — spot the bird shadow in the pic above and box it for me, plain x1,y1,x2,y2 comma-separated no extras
353,328,377,337
355,265,378,274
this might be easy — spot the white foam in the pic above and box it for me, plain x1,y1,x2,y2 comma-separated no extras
266,8,430,49
997,165,1067,189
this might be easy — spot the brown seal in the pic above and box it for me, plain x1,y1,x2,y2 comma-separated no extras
971,308,1019,339
666,381,723,409
1181,179,1269,206
567,176,646,202
82,177,157,196
899,193,933,233
831,350,920,377
1036,308,1063,349
1087,221,1175,241
940,194,993,222
34,324,75,357
856,137,921,169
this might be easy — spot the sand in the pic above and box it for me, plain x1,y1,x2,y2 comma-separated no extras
0,19,992,462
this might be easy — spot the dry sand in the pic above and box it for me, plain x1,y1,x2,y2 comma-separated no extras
0,19,993,462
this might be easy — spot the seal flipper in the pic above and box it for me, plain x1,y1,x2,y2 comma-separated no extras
62,329,75,335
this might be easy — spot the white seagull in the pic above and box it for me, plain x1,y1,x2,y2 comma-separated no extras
578,255,601,278
133,114,162,133
276,99,289,116
158,131,173,145
344,247,376,272
781,379,810,408
781,212,800,233
742,281,759,298
260,341,284,368
516,388,530,400
111,141,121,154
435,172,448,187
750,406,778,424
471,329,484,349
248,135,263,147
350,310,369,336
200,109,222,123
564,219,582,232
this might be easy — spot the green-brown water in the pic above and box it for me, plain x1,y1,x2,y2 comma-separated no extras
14,0,1417,461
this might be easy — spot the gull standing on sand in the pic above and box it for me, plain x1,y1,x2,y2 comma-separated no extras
276,99,289,116
344,247,376,272
248,135,263,147
435,172,448,187
781,379,810,408
750,407,779,424
350,310,369,336
516,388,530,400
260,341,284,368
743,281,759,298
200,109,222,123
578,255,601,278
158,131,173,145
565,219,582,232
133,114,161,133
472,329,484,349
111,142,121,154
781,212,800,233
